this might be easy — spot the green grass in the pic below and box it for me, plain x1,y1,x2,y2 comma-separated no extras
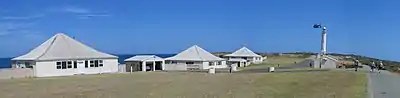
240,56,307,70
0,70,367,98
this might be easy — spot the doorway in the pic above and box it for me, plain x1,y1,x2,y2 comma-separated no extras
155,61,162,70
76,60,86,74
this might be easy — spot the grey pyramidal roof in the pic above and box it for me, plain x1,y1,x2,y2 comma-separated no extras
12,33,118,61
165,45,224,61
124,55,164,61
225,47,262,57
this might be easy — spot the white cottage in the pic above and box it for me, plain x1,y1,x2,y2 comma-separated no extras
164,45,227,70
224,47,264,65
11,33,119,77
124,55,165,72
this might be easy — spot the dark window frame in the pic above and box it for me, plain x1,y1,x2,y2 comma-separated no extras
186,62,195,65
99,60,103,67
90,60,94,67
94,60,99,67
61,61,67,69
67,61,72,68
85,60,88,68
56,62,62,69
73,61,77,68
209,62,215,66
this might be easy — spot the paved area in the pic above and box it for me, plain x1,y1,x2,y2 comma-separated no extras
360,65,400,98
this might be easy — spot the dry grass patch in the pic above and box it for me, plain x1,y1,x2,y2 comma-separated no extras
0,70,366,98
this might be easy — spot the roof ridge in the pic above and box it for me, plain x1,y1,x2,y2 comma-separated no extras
36,35,58,60
62,34,74,59
193,45,204,61
225,46,261,57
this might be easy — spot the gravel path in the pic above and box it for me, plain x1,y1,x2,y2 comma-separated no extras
362,65,400,98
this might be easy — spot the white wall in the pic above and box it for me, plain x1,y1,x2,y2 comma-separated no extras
118,64,126,73
227,56,264,64
201,61,228,69
35,61,75,77
164,64,187,70
35,59,118,77
164,61,199,70
164,60,227,70
201,62,209,69
322,59,337,69
253,57,263,64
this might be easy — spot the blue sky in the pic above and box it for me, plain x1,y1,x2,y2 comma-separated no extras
0,0,399,61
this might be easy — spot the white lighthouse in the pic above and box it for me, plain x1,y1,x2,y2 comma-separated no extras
321,26,327,55
313,24,337,69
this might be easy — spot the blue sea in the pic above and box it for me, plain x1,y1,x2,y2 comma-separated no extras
0,54,175,69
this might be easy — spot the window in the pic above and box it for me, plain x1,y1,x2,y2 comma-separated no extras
74,61,77,68
186,62,194,65
171,61,178,64
85,60,88,68
61,61,67,69
85,60,104,68
94,60,99,67
99,60,103,67
90,61,94,67
56,61,78,69
24,62,30,67
209,62,215,66
67,61,72,68
56,62,62,69
217,61,222,65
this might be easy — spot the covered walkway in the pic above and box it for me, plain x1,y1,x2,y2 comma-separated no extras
124,55,165,72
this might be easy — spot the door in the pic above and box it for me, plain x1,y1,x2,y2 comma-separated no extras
76,60,86,74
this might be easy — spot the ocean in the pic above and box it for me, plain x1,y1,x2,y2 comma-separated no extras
0,54,175,69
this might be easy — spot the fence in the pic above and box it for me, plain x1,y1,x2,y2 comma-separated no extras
0,68,34,79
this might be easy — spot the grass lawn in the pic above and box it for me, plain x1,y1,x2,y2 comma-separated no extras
0,70,366,98
240,56,308,70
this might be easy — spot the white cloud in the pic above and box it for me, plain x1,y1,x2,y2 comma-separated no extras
0,22,35,36
1,14,44,20
63,6,91,14
60,6,111,19
80,14,110,17
77,14,111,19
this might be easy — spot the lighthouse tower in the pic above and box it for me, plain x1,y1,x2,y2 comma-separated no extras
313,24,337,68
